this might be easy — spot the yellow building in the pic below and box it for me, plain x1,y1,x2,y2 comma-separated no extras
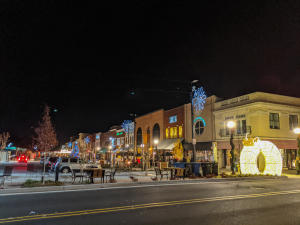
214,92,300,169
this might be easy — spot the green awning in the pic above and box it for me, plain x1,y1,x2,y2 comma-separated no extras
98,148,107,153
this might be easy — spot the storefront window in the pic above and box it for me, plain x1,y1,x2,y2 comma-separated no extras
179,126,183,138
166,128,169,139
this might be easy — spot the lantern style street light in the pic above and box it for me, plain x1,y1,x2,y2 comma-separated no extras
293,128,300,174
227,121,236,175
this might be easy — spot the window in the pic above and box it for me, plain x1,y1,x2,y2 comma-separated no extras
195,120,204,135
170,127,174,138
166,128,169,139
236,120,241,134
179,126,183,138
173,127,177,138
137,128,142,146
289,115,298,130
270,113,280,129
242,120,247,134
169,115,177,123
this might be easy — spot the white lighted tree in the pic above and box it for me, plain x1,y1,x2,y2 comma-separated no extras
0,132,10,150
34,105,58,183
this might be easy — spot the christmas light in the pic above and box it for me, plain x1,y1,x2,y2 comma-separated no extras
192,87,207,112
240,138,282,176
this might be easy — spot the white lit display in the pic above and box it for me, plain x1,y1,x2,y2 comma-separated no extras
240,138,282,176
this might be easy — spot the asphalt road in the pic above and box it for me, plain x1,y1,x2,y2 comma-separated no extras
1,178,300,225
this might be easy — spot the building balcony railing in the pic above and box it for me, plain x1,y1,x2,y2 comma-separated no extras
219,126,252,137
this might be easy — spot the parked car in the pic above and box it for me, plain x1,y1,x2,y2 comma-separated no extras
57,157,100,174
17,154,29,163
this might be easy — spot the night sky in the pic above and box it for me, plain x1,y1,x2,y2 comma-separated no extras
1,1,300,146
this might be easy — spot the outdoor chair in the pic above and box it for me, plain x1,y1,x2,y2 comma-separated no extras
175,168,185,180
71,168,87,184
105,168,117,183
0,166,13,184
154,167,169,180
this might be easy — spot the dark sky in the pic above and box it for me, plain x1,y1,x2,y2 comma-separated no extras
1,0,300,146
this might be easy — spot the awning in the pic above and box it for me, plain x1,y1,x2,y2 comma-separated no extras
183,142,213,151
157,138,184,150
98,148,108,153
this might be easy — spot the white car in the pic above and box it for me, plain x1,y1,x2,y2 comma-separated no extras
57,157,99,174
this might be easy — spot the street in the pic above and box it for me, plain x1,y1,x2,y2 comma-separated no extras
1,178,300,225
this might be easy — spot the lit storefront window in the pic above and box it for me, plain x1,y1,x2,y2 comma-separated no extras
166,128,169,139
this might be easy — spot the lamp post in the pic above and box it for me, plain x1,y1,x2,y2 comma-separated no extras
227,121,236,175
191,80,198,162
141,144,145,170
153,139,159,167
109,145,112,168
293,127,300,174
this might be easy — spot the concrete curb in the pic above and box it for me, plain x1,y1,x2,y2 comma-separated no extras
0,175,288,195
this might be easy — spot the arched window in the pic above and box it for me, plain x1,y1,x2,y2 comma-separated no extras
147,128,150,145
153,123,160,140
137,127,143,146
195,121,205,135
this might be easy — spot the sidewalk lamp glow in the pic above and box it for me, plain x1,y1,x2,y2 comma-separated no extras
227,121,236,129
153,139,159,145
109,145,112,150
141,144,144,148
294,127,300,134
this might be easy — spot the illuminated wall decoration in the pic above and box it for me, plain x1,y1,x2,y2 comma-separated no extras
240,137,282,176
70,143,80,158
193,116,206,127
122,120,134,133
85,136,90,144
192,87,207,113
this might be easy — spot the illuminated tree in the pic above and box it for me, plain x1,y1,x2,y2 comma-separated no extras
0,132,10,150
34,105,58,152
34,105,58,183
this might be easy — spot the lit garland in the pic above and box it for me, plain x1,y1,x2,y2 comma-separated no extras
192,87,207,113
240,138,282,176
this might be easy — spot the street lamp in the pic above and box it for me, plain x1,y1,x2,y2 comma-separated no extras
109,145,112,167
227,120,236,175
293,127,300,174
141,144,145,170
153,139,159,166
191,80,199,163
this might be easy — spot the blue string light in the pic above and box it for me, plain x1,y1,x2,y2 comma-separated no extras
192,87,207,112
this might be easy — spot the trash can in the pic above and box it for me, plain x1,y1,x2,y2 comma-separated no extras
174,162,186,168
192,163,202,176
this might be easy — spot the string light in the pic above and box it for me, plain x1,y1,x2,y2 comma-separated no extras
240,138,282,176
